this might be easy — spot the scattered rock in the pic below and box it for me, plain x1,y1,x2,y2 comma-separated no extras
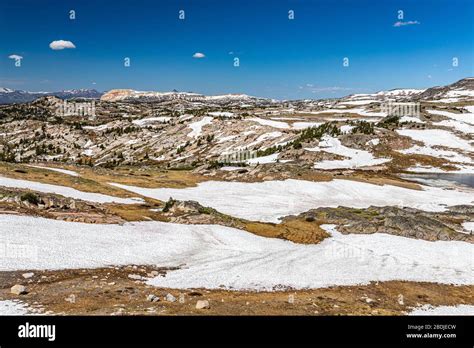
290,205,474,243
11,284,27,295
147,294,160,302
128,274,144,281
165,293,176,302
65,294,76,303
196,300,210,309
22,272,34,279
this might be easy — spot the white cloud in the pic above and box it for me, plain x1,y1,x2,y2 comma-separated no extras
393,20,420,27
49,40,76,50
8,54,23,60
192,52,205,59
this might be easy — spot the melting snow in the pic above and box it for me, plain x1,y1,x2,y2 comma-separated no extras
0,300,29,315
28,165,79,177
249,117,290,129
132,117,171,126
426,109,474,126
433,119,474,134
408,304,474,316
188,117,213,138
398,145,473,165
1,216,472,290
462,222,474,234
340,125,355,133
246,153,280,164
396,129,472,152
217,135,239,144
405,164,474,174
291,121,323,130
208,111,235,117
244,132,283,148
306,136,390,170
400,116,424,123
110,179,474,223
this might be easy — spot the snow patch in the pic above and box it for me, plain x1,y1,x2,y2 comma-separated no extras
110,179,474,223
0,300,29,315
462,222,474,234
397,129,472,152
249,117,290,129
1,216,473,290
400,116,424,123
132,117,171,126
188,117,213,138
306,136,390,170
208,111,235,117
28,165,79,177
426,109,474,126
408,304,474,316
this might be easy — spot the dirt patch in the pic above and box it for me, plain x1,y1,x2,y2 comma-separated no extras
1,266,472,315
0,162,143,199
244,219,329,244
342,173,423,190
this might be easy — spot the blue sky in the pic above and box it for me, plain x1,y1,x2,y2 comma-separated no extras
1,0,473,99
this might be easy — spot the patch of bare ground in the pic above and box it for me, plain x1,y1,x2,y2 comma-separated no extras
0,162,145,199
244,219,329,244
0,161,207,194
382,149,459,173
1,267,472,315
204,163,334,183
341,172,423,190
2,160,332,194
371,131,462,173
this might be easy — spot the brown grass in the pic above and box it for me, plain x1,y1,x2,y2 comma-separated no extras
2,266,472,315
0,161,206,199
245,219,329,244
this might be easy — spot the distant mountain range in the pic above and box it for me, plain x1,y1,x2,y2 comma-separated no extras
341,78,474,104
0,89,103,104
1,78,473,104
99,89,269,105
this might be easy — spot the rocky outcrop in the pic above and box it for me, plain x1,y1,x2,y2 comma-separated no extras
287,205,474,242
0,188,125,224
